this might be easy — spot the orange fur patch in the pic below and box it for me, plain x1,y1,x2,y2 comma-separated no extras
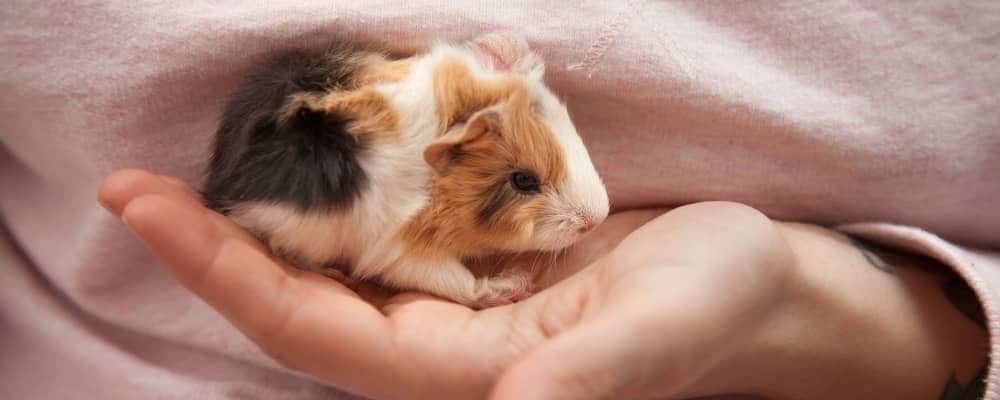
285,88,399,140
433,57,523,132
397,57,567,258
277,51,408,139
354,56,413,86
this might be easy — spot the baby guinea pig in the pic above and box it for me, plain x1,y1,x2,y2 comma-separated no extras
202,31,609,308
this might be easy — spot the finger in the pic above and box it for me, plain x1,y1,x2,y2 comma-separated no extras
489,297,694,400
120,194,400,398
156,174,203,201
99,169,265,248
98,169,202,216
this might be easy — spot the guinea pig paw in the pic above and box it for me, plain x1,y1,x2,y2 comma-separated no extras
321,267,356,287
501,270,539,296
473,272,536,308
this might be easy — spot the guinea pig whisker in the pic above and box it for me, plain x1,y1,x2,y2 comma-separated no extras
494,252,512,271
549,250,558,273
529,250,545,275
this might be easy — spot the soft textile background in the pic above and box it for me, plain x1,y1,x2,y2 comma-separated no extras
1,1,998,399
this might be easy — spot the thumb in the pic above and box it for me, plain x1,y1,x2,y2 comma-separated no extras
489,298,701,400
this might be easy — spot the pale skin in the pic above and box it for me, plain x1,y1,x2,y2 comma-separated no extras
98,169,987,400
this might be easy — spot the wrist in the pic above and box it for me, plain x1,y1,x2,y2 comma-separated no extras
737,223,988,400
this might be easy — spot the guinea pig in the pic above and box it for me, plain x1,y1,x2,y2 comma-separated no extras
202,31,609,308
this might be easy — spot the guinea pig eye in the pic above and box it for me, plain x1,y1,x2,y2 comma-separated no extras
510,171,541,194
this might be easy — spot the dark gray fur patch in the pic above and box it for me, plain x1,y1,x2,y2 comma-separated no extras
202,45,375,213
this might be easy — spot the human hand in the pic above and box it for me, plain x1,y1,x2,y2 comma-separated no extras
98,169,986,400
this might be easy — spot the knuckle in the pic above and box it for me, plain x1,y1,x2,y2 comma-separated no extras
679,201,783,250
611,201,793,278
683,201,772,228
252,273,309,372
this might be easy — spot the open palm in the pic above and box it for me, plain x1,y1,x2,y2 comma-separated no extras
98,169,794,400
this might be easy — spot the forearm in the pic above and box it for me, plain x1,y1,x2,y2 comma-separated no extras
740,222,988,400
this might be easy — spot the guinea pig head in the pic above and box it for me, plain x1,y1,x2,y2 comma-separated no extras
423,90,609,253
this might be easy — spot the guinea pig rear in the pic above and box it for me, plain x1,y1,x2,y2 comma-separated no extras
202,46,374,215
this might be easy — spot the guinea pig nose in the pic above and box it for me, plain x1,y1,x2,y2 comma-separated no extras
576,211,606,234
577,218,597,234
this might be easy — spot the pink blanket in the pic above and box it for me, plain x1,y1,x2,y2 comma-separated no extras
2,1,998,398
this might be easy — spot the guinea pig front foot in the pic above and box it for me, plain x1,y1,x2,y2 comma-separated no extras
472,271,538,309
321,267,356,287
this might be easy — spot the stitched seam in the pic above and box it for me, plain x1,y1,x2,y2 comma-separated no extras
566,0,643,78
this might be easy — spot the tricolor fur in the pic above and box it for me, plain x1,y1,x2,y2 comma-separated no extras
204,32,609,307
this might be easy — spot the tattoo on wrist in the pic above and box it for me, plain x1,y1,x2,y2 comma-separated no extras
848,237,895,274
943,276,986,329
940,277,988,400
940,365,986,400
848,236,989,400
940,278,988,400
851,237,986,328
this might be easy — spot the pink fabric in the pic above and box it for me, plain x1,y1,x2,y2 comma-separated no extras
2,1,998,398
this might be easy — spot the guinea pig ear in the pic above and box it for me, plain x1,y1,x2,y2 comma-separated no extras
468,31,544,78
424,108,503,172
